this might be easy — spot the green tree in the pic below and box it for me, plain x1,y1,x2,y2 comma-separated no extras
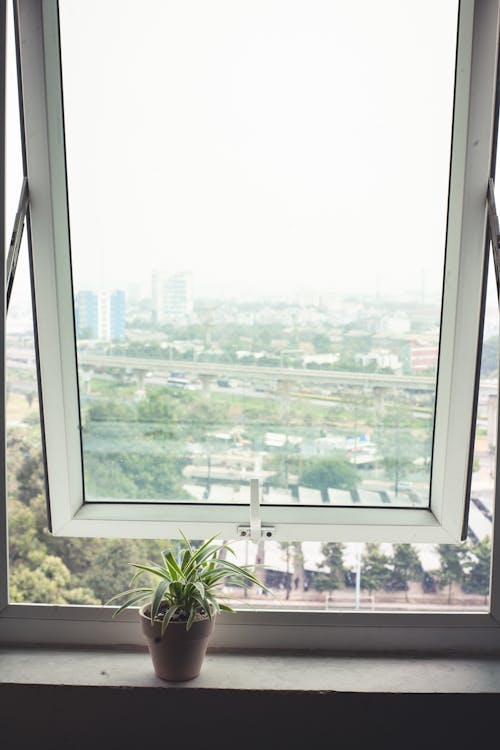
312,542,345,592
8,498,42,563
312,333,331,353
360,543,391,598
137,392,175,423
385,544,423,602
82,538,180,603
437,544,466,604
480,336,498,376
15,448,46,505
9,555,99,605
299,457,356,501
462,537,491,603
83,539,148,603
376,408,420,495
86,399,136,423
279,542,305,599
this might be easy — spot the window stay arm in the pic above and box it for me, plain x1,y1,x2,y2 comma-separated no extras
6,176,28,310
487,178,500,303
238,478,275,542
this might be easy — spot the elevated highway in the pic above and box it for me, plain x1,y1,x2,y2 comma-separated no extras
78,353,436,391
8,347,497,396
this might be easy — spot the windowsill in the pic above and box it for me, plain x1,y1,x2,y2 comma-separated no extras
2,646,500,693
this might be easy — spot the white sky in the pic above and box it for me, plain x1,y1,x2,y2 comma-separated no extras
53,0,459,300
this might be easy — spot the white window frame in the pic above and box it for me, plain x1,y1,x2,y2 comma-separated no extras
11,0,500,544
3,0,500,654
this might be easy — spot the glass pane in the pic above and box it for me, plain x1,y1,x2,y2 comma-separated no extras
58,0,459,506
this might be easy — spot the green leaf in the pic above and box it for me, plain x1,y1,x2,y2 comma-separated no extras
160,551,181,581
194,581,205,599
164,551,184,580
180,548,192,574
111,591,152,618
186,604,197,631
131,563,169,581
151,579,171,623
161,603,182,636
105,587,152,606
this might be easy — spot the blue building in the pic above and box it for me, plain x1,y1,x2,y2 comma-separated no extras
75,290,98,339
110,290,126,340
75,289,126,341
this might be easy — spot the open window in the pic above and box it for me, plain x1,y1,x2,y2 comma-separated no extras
12,0,500,543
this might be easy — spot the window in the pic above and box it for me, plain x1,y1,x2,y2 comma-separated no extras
0,0,498,648
10,0,500,544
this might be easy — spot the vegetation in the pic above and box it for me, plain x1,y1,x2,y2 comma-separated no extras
298,457,357,498
5,294,493,609
107,533,267,632
311,543,346,592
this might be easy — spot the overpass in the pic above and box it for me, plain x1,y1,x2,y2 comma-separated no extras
77,353,437,391
9,347,498,395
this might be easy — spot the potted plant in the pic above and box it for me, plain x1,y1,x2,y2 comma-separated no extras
107,533,266,680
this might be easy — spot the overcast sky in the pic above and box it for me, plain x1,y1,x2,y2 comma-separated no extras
53,0,461,300
6,0,464,302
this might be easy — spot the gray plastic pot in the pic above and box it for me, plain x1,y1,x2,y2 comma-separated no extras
139,604,215,681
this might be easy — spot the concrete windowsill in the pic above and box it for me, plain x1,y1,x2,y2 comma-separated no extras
2,646,500,693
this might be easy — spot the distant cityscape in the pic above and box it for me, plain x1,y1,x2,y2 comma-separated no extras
73,269,444,377
5,268,498,610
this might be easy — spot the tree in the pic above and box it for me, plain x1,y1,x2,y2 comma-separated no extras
279,542,306,599
15,447,46,505
83,538,180,603
298,457,356,501
312,333,331,353
360,544,391,598
462,537,491,603
385,544,423,602
8,497,44,563
83,539,148,603
480,336,498,376
312,543,345,592
9,555,99,605
376,408,420,496
437,544,466,604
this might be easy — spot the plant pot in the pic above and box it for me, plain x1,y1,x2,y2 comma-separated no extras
139,605,215,681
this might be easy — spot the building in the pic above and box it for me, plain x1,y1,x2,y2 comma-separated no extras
75,289,126,341
410,343,439,371
74,290,98,340
152,270,193,321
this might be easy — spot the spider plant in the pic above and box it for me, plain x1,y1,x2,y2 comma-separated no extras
107,533,267,633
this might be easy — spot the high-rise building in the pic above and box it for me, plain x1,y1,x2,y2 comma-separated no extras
75,289,126,341
75,291,98,339
152,271,193,322
109,290,126,340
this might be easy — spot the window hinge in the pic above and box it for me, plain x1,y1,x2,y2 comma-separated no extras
6,177,29,310
237,477,275,541
487,177,500,303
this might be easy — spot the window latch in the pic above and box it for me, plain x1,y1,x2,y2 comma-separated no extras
487,178,500,302
237,478,275,541
6,177,29,310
